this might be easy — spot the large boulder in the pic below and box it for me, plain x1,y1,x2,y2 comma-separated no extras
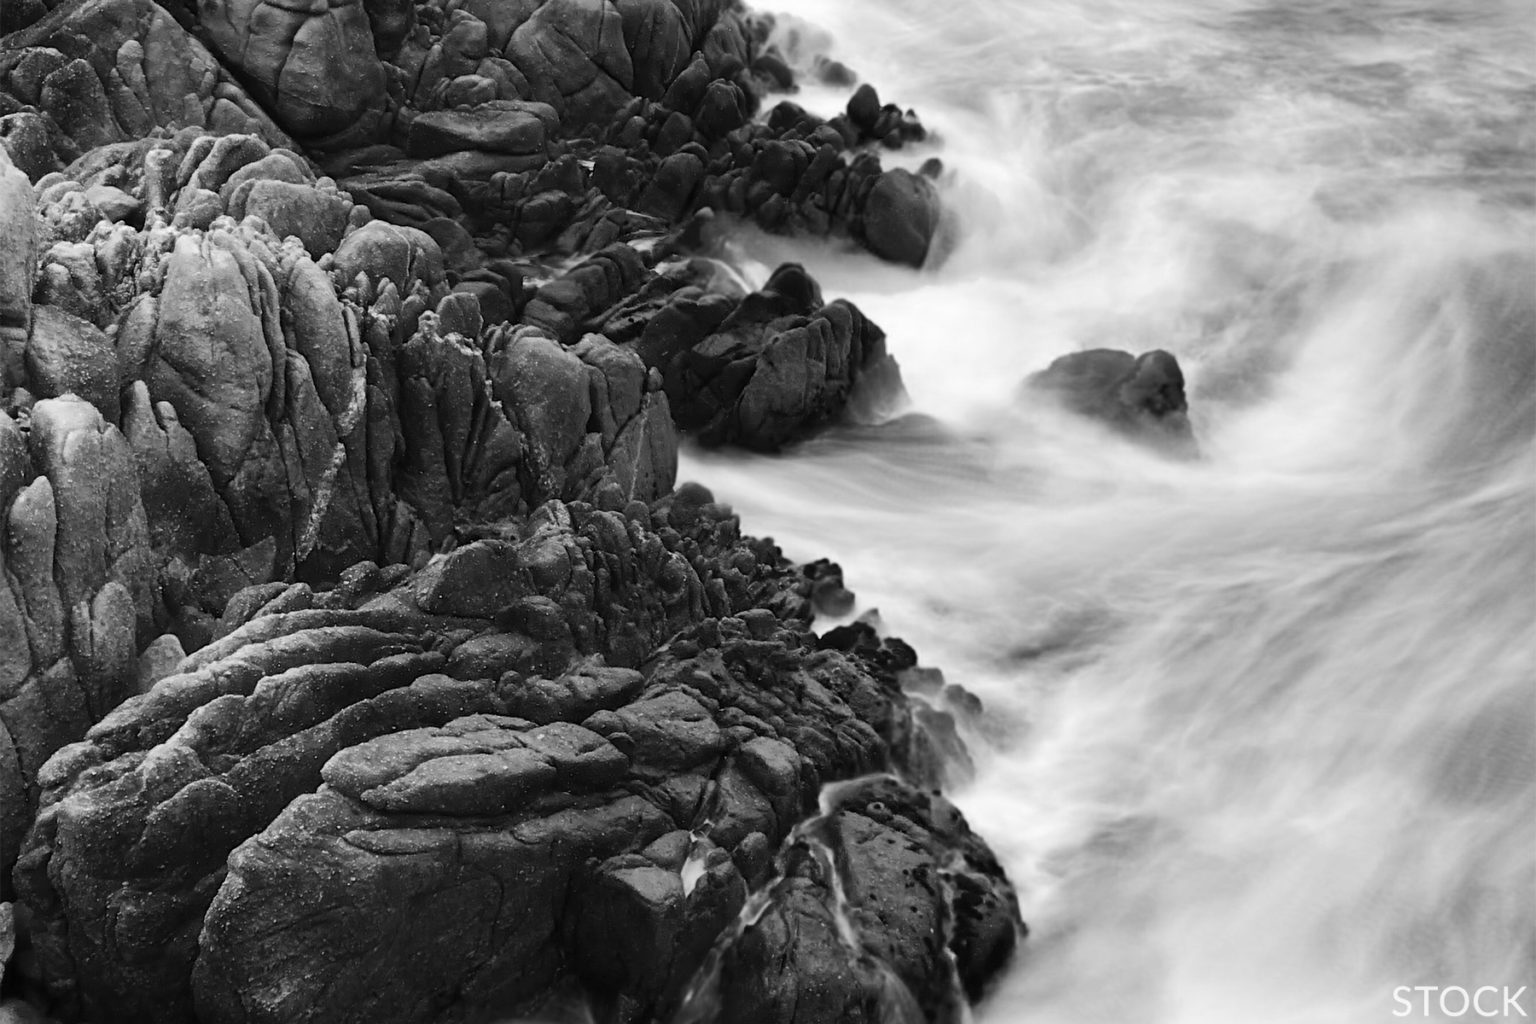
696,776,1021,1024
331,219,447,297
859,168,939,269
599,262,908,450
199,0,386,139
503,0,637,129
1024,348,1197,454
404,100,554,159
227,179,352,257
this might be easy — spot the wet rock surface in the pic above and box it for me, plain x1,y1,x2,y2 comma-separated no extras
1025,348,1198,454
1,2,1025,1022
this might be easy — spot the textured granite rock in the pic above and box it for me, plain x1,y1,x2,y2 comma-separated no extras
0,0,293,169
12,489,985,1023
198,0,386,140
0,5,1021,1022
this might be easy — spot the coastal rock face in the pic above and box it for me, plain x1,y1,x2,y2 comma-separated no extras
652,263,906,450
0,136,679,903
1025,348,1197,453
1,1,1025,1021
0,0,293,173
13,491,1008,1024
0,396,155,897
690,776,1020,1024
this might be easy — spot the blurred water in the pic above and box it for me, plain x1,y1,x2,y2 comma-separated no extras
684,1,1536,1020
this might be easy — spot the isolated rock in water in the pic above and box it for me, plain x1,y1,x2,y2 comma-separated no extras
860,168,940,268
1025,348,1197,453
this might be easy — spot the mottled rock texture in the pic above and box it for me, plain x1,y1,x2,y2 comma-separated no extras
15,493,1007,1024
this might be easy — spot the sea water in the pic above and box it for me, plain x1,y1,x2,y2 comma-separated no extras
683,1,1536,1021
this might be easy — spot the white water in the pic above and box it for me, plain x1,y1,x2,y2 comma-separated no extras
685,2,1536,1021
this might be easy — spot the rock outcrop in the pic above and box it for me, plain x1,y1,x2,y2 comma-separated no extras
15,491,1011,1024
0,2,1024,1022
0,0,294,174
597,261,909,450
1,395,155,899
683,776,1019,1024
0,134,682,906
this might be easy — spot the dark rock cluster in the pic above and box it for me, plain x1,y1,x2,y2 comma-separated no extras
1,1,1020,1022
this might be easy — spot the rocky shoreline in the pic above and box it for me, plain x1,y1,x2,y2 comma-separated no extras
0,1,1024,1021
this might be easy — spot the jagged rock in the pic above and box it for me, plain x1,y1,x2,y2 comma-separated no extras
612,262,908,450
504,0,637,129
137,632,187,692
177,614,976,1024
0,10,1007,1024
34,239,106,325
521,243,648,342
0,396,154,898
491,330,592,486
0,110,60,179
691,776,1021,1024
0,0,292,165
199,0,386,139
12,492,851,1021
147,232,280,487
1025,348,1198,454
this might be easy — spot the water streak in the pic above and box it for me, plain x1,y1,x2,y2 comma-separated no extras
686,1,1536,1021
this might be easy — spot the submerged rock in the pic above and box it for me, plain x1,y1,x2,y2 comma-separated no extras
1024,348,1198,454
